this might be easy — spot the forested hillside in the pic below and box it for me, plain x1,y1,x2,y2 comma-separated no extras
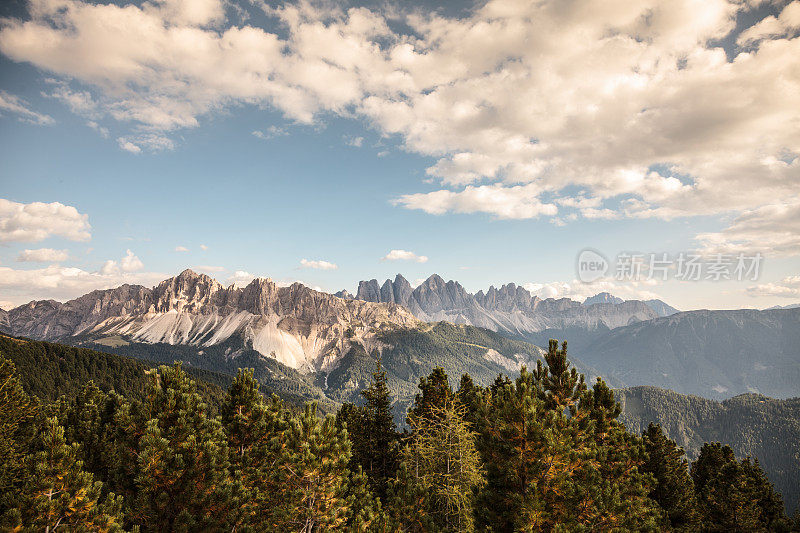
617,385,800,513
1,338,797,531
0,334,229,408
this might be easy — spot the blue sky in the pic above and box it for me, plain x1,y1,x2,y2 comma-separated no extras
1,0,799,310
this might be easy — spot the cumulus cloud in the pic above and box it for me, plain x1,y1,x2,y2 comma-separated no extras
696,198,800,256
747,275,800,299
16,248,69,262
299,258,338,270
0,90,54,125
1,0,798,248
100,249,144,275
0,198,91,242
200,244,209,251
227,270,256,287
523,279,663,303
174,245,189,252
381,249,428,263
0,264,164,307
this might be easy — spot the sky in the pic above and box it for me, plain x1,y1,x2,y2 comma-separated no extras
0,0,799,311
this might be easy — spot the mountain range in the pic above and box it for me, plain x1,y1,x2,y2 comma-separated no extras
2,270,798,402
351,274,677,345
578,308,800,399
0,270,566,408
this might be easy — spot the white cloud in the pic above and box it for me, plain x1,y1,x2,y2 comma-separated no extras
747,275,800,298
117,133,174,153
1,0,799,250
199,244,209,251
394,184,558,220
299,258,338,270
0,90,54,125
117,138,141,153
174,245,189,252
228,270,256,287
252,126,287,139
194,264,225,273
523,279,663,302
696,197,800,256
100,249,144,275
0,264,165,308
346,136,364,147
0,199,91,242
87,121,109,138
16,248,69,262
737,1,800,45
381,249,428,263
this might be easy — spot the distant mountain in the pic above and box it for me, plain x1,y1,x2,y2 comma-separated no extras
583,292,624,306
3,271,581,414
767,303,800,310
642,299,680,317
355,274,660,346
578,309,800,399
617,386,800,513
3,269,419,374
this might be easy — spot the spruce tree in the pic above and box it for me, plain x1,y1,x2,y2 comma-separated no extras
347,360,399,499
579,378,660,530
642,423,701,530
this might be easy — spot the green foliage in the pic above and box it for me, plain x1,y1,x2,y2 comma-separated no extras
338,360,400,499
0,334,227,409
0,336,794,531
692,443,791,532
4,416,125,532
642,423,701,530
0,356,37,513
617,385,800,514
403,399,485,532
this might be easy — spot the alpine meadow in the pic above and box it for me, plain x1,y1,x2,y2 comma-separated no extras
1,0,799,531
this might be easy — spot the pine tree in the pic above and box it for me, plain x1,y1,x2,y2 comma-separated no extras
5,416,125,531
269,403,353,532
56,382,130,486
642,423,701,530
579,378,660,530
220,368,289,529
407,367,453,423
130,364,238,531
0,356,37,514
692,443,790,531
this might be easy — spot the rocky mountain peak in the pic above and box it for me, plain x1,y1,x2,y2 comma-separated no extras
584,292,624,306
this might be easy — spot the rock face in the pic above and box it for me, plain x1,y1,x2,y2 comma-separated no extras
4,270,419,373
354,274,661,338
583,292,624,306
0,308,9,334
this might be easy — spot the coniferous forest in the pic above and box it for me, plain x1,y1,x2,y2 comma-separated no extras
1,337,798,532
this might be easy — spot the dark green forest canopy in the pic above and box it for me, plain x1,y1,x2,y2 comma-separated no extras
1,334,797,531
